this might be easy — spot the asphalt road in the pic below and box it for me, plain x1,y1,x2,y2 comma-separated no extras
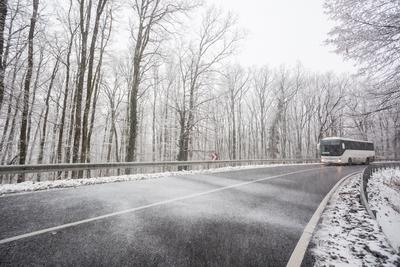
0,164,363,266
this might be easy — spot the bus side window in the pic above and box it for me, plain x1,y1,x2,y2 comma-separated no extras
344,141,350,149
369,143,374,150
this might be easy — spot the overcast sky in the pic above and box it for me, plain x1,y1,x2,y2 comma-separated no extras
209,0,356,74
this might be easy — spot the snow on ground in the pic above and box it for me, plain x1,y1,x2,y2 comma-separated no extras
368,167,400,252
0,163,318,196
311,174,400,266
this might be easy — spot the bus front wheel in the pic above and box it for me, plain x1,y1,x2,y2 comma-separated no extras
365,157,370,165
348,158,353,165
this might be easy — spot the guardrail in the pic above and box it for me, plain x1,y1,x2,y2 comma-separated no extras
0,158,320,175
360,161,400,219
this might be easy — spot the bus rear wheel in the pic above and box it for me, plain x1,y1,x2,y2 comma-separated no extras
365,157,370,165
348,158,353,165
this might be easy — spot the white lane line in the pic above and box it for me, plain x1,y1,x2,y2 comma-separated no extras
0,167,322,245
286,171,360,267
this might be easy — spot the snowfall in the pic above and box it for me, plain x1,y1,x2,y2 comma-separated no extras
0,163,318,196
311,172,400,266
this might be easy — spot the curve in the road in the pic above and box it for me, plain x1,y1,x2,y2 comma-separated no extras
0,164,364,266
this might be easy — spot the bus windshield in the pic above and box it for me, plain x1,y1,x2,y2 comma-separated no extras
320,139,344,156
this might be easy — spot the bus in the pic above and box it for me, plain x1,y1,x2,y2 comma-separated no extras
319,137,375,165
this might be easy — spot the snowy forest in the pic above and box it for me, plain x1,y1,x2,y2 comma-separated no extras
0,0,399,180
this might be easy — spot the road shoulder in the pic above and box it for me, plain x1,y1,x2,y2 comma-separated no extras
301,173,400,266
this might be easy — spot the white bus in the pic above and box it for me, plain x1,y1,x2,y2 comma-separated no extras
319,137,375,165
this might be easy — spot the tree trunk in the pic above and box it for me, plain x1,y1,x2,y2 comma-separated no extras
231,95,236,160
28,109,43,163
177,111,188,170
26,48,44,149
0,89,13,154
152,80,157,161
80,0,107,164
86,73,101,163
37,59,59,165
0,0,7,108
65,85,76,165
72,0,92,174
18,0,39,183
126,7,149,164
2,90,22,164
106,111,114,175
126,60,140,163
57,35,73,165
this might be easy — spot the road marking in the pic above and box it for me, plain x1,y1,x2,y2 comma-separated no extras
0,167,322,245
286,171,360,267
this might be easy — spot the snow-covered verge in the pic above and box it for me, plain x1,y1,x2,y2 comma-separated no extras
368,167,400,252
0,163,319,196
310,174,400,266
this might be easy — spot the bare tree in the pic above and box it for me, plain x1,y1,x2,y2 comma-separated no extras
268,67,297,159
126,0,196,163
71,0,90,167
175,8,242,164
17,0,39,183
0,0,8,108
325,0,400,107
37,57,60,165
289,64,310,158
222,64,248,159
56,0,78,166
252,66,273,158
80,0,109,164
313,74,347,155
104,73,124,168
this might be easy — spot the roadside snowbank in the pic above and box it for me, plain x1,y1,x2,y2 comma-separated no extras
368,167,400,252
0,163,318,196
311,174,400,266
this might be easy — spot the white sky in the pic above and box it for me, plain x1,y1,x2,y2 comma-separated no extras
209,0,356,74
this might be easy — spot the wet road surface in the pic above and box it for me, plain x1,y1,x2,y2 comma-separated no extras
0,164,363,266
